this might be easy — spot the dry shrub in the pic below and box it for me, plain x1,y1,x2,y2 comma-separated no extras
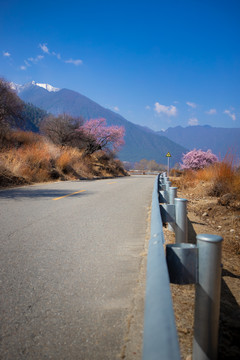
192,154,240,199
93,150,111,164
173,170,197,189
174,151,240,199
73,160,94,179
56,150,73,172
1,130,42,149
170,169,183,177
0,163,27,187
55,147,83,177
18,143,51,169
19,167,51,182
7,143,52,182
87,150,127,178
11,130,42,146
0,140,55,183
0,130,127,187
207,154,239,197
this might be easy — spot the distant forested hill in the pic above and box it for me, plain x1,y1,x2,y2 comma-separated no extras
21,103,48,132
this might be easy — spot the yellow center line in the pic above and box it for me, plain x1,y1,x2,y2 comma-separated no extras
52,190,86,201
107,181,117,184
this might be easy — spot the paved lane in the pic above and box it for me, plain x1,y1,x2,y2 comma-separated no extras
0,176,155,360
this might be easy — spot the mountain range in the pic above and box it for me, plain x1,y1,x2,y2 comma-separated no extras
12,81,240,163
157,126,240,160
12,82,187,164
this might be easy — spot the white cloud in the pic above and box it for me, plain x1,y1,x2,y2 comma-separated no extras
3,51,11,57
113,106,119,112
39,43,62,59
186,101,197,108
24,60,31,66
38,43,83,66
145,105,151,110
39,43,49,54
224,110,236,121
52,52,61,59
20,54,44,71
65,58,83,66
28,55,44,63
188,117,199,126
154,102,177,117
206,108,217,115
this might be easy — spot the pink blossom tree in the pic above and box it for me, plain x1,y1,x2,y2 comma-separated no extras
80,118,125,155
181,149,218,170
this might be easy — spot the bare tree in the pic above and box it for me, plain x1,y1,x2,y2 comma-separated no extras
147,160,161,171
40,113,87,148
134,159,163,171
134,159,149,170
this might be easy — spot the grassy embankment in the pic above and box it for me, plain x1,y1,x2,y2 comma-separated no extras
0,130,127,188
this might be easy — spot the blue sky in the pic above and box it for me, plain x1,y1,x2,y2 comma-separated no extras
1,0,239,130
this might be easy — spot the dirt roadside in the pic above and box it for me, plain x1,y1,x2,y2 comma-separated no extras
163,182,240,360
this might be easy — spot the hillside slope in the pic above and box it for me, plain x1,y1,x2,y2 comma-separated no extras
16,83,187,163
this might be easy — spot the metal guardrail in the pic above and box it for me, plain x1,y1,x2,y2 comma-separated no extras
142,173,223,360
142,174,181,360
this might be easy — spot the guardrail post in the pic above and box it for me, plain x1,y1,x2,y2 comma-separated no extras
168,187,177,232
174,198,188,243
193,234,223,360
162,180,171,203
166,243,198,284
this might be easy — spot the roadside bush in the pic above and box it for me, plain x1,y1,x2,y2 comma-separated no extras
170,169,183,177
208,162,240,198
0,130,127,187
173,150,240,201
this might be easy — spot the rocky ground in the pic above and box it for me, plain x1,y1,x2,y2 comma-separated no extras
163,181,240,360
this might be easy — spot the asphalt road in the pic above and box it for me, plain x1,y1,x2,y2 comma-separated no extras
0,175,155,360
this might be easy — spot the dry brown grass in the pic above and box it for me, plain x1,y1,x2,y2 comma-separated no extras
1,130,42,149
170,154,240,255
0,131,127,187
173,154,240,200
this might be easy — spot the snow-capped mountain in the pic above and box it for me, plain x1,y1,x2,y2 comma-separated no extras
11,80,187,163
10,81,60,93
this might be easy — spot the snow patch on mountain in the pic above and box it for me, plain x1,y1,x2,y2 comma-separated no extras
34,82,60,92
10,81,60,93
10,82,23,92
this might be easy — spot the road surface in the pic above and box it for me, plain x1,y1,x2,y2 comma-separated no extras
0,175,155,359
